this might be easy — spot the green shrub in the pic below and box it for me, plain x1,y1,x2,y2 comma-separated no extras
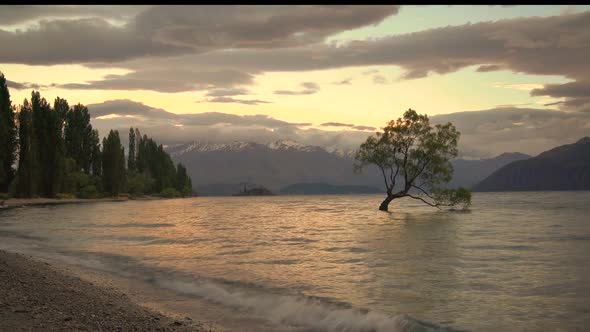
0,192,10,200
160,187,180,198
56,193,76,199
78,185,100,199
126,172,155,196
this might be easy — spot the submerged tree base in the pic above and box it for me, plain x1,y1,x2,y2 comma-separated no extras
379,195,395,211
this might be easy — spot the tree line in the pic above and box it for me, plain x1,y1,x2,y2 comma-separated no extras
0,73,192,199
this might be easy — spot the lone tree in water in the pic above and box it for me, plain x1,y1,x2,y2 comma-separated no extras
354,109,471,212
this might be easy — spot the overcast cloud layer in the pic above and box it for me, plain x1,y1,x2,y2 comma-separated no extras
2,6,589,112
87,99,590,159
2,5,590,158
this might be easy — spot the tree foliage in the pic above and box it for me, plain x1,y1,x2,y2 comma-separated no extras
355,108,471,211
1,74,195,199
0,73,17,192
128,126,136,172
64,103,93,173
16,100,36,198
102,130,126,196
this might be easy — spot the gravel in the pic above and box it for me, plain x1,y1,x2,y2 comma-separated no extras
0,250,211,331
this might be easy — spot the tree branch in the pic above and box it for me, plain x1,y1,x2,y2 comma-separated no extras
406,194,442,210
412,184,436,201
378,165,391,191
408,159,430,187
402,144,410,190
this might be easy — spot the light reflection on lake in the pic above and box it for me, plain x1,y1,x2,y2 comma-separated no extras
1,192,589,331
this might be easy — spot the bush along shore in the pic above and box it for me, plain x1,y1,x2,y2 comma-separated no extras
0,195,189,210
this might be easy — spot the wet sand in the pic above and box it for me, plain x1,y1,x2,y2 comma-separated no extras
0,250,212,331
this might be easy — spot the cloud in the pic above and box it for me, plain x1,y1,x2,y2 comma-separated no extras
319,122,376,131
205,88,251,97
0,5,148,26
531,81,590,111
475,64,503,72
86,100,590,159
373,74,387,84
274,81,320,95
198,96,272,105
362,69,379,75
133,5,399,50
351,125,376,131
333,78,352,85
87,99,178,120
431,107,590,158
6,80,53,90
87,99,301,127
58,69,254,93
95,11,590,106
0,5,399,65
494,103,533,107
320,122,354,127
0,18,190,65
23,10,587,98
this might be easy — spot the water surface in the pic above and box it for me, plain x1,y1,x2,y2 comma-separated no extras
1,192,589,331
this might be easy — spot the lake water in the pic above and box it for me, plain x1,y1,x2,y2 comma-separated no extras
1,192,589,331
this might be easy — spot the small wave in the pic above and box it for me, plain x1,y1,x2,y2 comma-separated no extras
460,244,537,251
280,237,319,245
236,259,301,265
217,249,254,256
321,246,368,253
8,247,460,332
93,235,161,242
0,230,44,241
78,222,175,228
159,278,457,332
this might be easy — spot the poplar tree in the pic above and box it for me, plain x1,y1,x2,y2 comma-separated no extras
128,127,136,172
102,130,126,196
0,73,17,192
16,100,36,197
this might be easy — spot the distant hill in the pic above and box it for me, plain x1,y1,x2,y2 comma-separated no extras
448,152,531,188
473,137,590,191
280,182,381,195
165,139,532,196
233,185,275,196
166,140,386,195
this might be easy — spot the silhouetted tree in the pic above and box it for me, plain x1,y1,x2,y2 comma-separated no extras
90,129,102,176
64,103,93,173
102,130,126,196
16,100,36,197
355,109,471,212
0,73,17,192
175,163,193,196
2,75,193,199
128,127,136,172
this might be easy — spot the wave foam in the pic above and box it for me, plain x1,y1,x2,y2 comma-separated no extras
159,278,453,332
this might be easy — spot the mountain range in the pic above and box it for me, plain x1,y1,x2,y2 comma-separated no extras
166,139,531,196
473,137,590,191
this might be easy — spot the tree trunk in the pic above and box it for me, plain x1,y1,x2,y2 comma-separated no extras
379,194,395,211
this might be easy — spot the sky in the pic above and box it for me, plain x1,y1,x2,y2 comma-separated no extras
1,5,590,158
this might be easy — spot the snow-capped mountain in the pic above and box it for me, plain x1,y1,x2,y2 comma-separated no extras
164,139,380,195
164,139,526,196
167,139,352,158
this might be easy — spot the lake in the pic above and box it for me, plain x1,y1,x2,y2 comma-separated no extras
1,192,589,331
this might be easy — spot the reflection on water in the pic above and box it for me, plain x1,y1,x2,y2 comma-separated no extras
1,192,590,331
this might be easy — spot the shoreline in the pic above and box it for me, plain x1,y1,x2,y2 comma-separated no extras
0,249,212,331
0,195,190,210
